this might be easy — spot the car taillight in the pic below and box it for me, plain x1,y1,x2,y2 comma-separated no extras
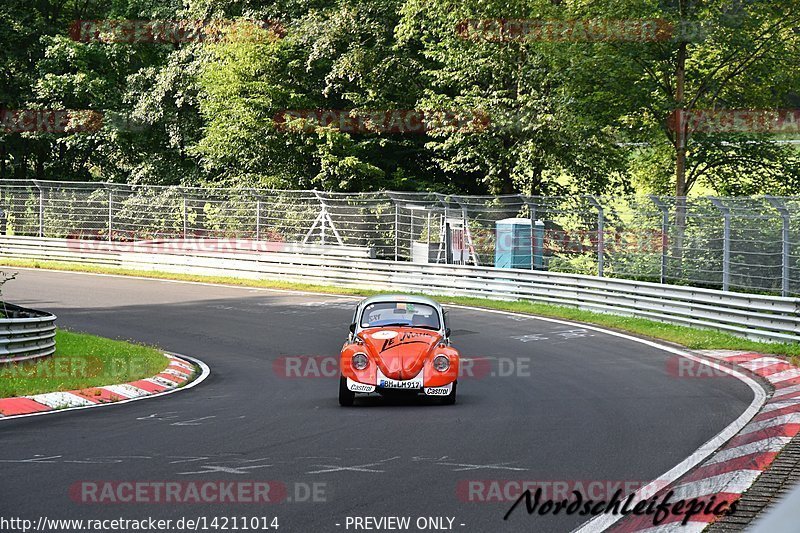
433,355,450,372
352,352,369,370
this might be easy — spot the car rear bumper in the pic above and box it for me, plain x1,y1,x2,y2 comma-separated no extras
345,373,454,396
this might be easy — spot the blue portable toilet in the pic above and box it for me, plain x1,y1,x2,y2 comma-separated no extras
495,218,545,269
495,218,531,269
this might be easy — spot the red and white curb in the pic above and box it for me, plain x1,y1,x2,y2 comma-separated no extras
0,353,209,420
586,350,800,533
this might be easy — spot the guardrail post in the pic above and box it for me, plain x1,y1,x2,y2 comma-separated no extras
587,196,604,277
765,195,790,297
710,198,731,291
649,196,670,284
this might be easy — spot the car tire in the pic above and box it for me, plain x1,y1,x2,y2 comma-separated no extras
442,381,457,405
339,376,355,406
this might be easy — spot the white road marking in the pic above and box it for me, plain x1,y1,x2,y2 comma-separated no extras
511,334,548,342
738,413,800,435
145,376,178,388
178,463,273,475
136,412,179,421
696,350,754,359
436,461,528,472
760,399,800,413
703,437,792,466
162,368,190,379
670,469,762,500
103,383,151,398
171,415,216,426
739,357,787,371
0,455,62,463
772,384,800,398
766,369,800,384
168,456,210,464
26,392,95,409
307,456,400,474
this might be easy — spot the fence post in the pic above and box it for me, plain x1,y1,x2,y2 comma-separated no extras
765,195,790,297
256,199,261,241
710,198,731,291
649,195,670,284
182,195,187,239
33,181,44,237
108,188,113,242
522,195,537,271
394,203,399,261
321,203,327,245
426,211,431,250
587,196,604,277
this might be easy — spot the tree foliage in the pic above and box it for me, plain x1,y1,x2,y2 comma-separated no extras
0,0,797,195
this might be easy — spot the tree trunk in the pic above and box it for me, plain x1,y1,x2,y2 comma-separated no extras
672,37,688,278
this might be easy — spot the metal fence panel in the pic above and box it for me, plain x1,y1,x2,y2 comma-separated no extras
1,179,799,296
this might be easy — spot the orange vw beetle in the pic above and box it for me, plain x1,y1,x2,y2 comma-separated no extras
339,295,459,406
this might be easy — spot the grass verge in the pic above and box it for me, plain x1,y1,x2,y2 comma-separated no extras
3,257,799,358
0,329,168,398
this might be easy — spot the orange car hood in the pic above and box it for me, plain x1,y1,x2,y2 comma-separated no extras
360,328,441,380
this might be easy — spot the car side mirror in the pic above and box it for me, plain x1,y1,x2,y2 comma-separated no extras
445,327,451,338
349,323,356,334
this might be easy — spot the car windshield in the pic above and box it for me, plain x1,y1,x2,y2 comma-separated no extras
360,302,441,330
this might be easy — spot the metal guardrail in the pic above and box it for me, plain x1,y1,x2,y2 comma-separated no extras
0,235,797,343
0,302,57,363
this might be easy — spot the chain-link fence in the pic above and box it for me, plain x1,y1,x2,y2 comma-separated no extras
1,179,798,296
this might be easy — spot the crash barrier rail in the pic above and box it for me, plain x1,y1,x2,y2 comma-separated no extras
0,236,375,262
0,236,797,343
0,301,57,363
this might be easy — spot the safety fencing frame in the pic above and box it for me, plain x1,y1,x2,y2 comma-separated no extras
1,179,799,297
0,235,796,343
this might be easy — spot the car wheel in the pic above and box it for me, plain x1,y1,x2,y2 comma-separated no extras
339,376,355,406
442,381,457,405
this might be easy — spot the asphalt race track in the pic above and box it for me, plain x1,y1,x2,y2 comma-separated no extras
0,270,754,533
